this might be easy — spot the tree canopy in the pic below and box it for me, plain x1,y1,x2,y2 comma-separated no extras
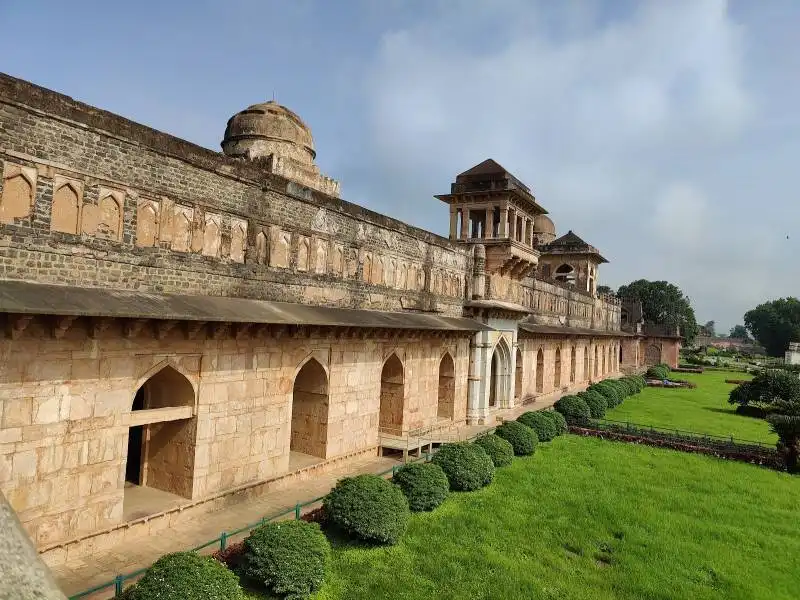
743,297,800,357
616,279,698,344
596,285,614,296
700,320,716,337
729,324,750,340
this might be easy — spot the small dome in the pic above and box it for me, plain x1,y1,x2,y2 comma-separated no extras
533,214,555,235
221,101,315,164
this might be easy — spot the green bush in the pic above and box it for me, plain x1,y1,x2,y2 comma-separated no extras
323,474,410,545
431,442,495,491
646,365,670,380
544,410,568,434
494,421,538,456
618,377,638,396
125,552,244,600
474,433,514,467
517,411,559,442
392,462,450,511
554,394,591,426
589,380,623,407
578,389,607,419
239,520,330,599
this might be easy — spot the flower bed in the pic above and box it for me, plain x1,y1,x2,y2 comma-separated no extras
674,366,704,373
645,379,697,389
725,379,749,385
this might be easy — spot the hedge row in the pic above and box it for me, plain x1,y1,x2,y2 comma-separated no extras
121,410,570,599
552,375,646,425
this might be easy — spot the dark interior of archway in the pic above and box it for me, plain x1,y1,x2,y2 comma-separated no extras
126,388,145,485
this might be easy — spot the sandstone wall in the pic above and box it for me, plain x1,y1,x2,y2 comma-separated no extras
0,74,467,316
0,317,470,547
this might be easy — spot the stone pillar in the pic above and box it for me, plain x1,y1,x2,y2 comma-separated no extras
499,206,509,238
467,331,491,424
472,244,486,299
449,207,458,239
526,219,533,245
460,208,469,241
508,208,516,241
486,206,495,239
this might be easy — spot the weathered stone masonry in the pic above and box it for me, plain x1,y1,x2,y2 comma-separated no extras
0,72,668,562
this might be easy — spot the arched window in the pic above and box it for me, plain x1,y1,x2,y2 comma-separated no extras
437,353,455,420
380,354,404,432
536,348,544,393
291,359,329,458
554,264,576,286
570,346,576,383
515,348,523,399
554,348,562,388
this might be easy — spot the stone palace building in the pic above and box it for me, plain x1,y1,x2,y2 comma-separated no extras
0,73,680,568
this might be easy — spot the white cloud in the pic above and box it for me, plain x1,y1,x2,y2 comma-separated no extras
357,0,783,330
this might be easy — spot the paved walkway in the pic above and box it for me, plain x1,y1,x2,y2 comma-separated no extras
53,454,398,599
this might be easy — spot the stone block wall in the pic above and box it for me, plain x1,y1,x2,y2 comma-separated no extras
0,317,471,547
0,74,467,316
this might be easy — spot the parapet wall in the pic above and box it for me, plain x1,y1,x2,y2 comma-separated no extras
0,73,468,316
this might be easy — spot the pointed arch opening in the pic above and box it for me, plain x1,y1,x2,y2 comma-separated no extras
536,348,544,393
514,348,523,400
437,353,455,420
602,345,606,374
124,365,197,520
594,346,599,378
291,358,329,459
609,346,614,373
619,344,623,367
554,347,562,389
380,354,405,432
489,339,511,408
570,346,576,383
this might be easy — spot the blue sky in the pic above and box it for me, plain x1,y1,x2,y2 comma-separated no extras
2,0,799,332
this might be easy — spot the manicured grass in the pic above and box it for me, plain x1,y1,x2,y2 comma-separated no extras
605,370,777,444
255,436,799,600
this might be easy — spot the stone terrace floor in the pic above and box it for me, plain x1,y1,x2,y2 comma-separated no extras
53,392,566,599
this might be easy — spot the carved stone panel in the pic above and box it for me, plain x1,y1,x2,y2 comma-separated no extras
135,199,159,247
171,205,193,252
0,162,37,224
270,228,291,269
332,244,344,276
297,236,310,272
255,230,268,265
51,176,83,234
202,214,221,258
314,238,327,274
230,219,247,263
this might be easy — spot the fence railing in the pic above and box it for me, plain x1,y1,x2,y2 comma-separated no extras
590,418,774,449
69,426,495,599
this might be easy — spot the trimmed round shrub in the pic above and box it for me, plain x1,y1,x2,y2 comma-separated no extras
517,411,558,442
475,433,514,467
125,552,244,600
589,380,623,407
239,520,330,599
617,377,638,397
735,404,767,419
323,474,410,545
392,462,450,511
544,409,568,434
554,394,591,426
431,442,495,491
578,389,607,419
494,421,538,456
646,365,670,380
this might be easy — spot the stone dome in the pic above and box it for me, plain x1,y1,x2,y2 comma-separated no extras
221,101,316,165
533,214,555,235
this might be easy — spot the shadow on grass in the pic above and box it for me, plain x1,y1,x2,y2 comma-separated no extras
704,407,737,416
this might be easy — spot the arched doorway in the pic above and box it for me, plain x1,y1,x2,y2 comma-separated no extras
437,353,455,420
645,343,661,365
514,348,523,400
583,347,589,382
536,349,544,393
570,346,576,383
554,348,562,389
126,365,197,504
619,344,623,367
291,359,329,458
594,346,598,377
380,354,405,432
489,339,511,408
489,351,500,407
608,346,614,373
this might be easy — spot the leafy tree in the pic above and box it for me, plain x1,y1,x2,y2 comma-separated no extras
743,298,800,357
729,324,750,340
596,285,614,296
700,320,716,337
728,369,800,410
616,279,699,345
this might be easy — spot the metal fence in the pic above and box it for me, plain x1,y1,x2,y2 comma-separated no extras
69,426,495,599
591,418,775,449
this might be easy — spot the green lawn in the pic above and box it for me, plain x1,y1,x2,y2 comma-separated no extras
272,436,799,600
605,371,777,444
